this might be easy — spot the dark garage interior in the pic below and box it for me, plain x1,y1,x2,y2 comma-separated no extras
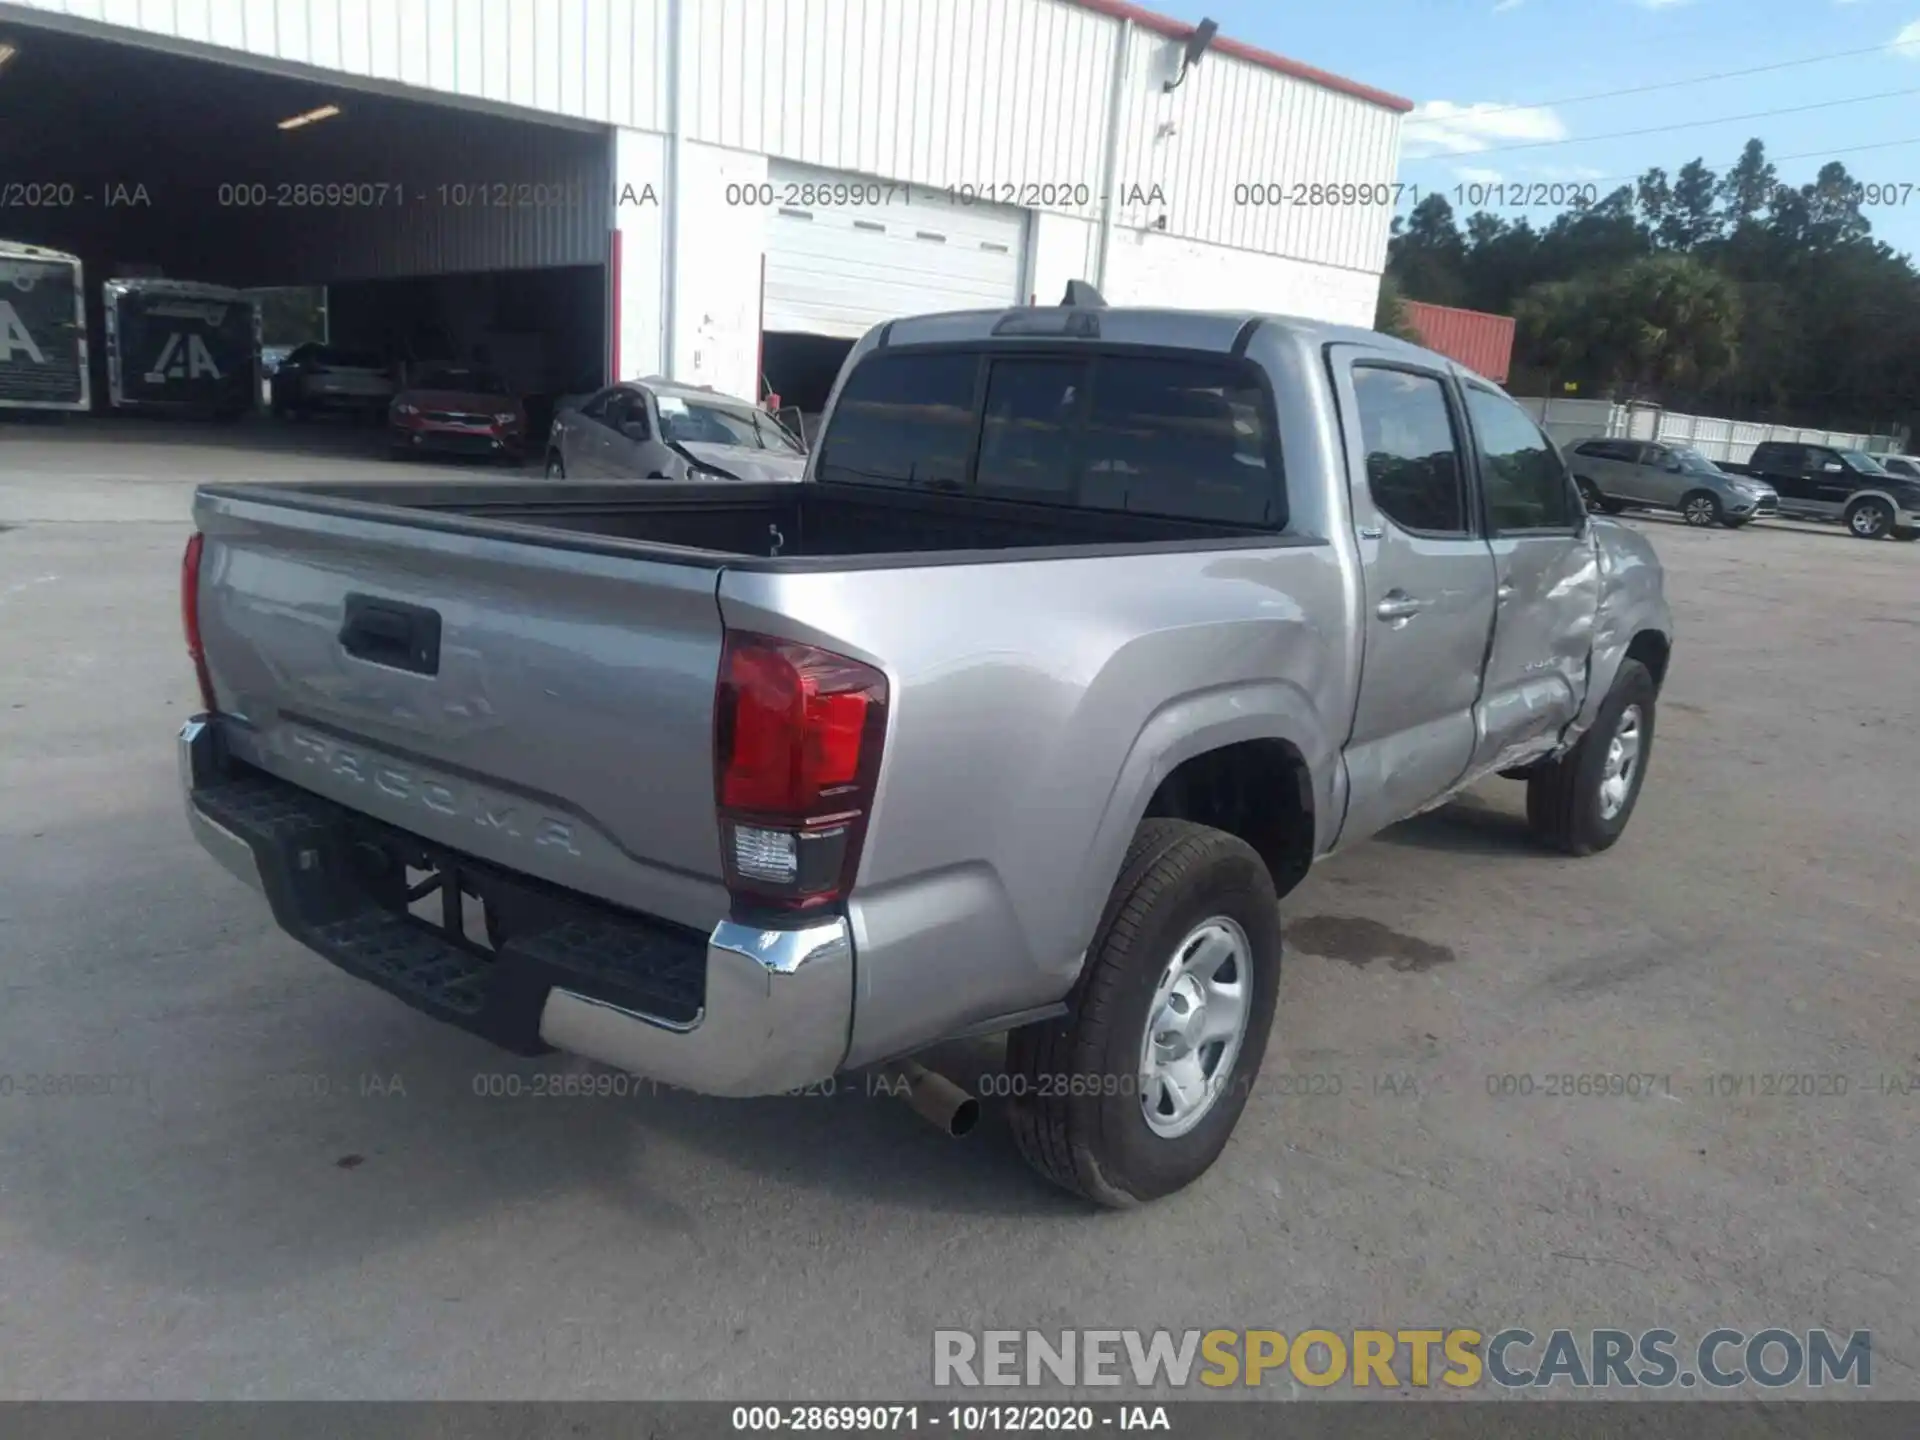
0,19,612,440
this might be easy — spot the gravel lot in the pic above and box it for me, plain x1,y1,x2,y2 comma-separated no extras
1,422,1915,1400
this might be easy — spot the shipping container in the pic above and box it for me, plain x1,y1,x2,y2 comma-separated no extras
103,278,259,418
1403,300,1515,383
0,240,89,411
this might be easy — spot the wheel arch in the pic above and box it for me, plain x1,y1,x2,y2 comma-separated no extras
1074,684,1339,960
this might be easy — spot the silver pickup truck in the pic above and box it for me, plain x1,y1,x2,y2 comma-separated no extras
178,295,1673,1206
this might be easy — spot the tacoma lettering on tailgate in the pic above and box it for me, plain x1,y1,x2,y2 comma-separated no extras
286,730,581,855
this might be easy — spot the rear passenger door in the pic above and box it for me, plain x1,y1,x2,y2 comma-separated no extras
1637,444,1687,508
1596,440,1642,499
600,390,662,478
563,388,622,477
1331,355,1499,844
1805,448,1857,516
1760,445,1812,512
1462,384,1600,774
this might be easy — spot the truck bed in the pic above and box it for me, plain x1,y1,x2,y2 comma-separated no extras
204,478,1285,570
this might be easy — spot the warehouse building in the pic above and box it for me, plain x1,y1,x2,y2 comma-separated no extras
0,0,1409,421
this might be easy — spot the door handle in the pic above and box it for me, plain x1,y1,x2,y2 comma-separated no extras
1375,592,1429,623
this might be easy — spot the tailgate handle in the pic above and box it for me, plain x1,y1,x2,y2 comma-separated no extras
340,594,441,675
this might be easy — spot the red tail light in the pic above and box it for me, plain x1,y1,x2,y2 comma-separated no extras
714,632,888,912
180,532,217,712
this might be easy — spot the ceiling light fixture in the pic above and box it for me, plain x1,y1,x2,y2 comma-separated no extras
0,41,20,72
277,103,341,130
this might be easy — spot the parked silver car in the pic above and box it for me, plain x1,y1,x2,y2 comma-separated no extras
545,378,807,482
1567,438,1778,529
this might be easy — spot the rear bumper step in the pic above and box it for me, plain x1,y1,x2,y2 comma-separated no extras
179,716,853,1096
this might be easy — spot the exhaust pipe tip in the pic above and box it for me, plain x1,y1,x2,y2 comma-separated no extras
885,1059,979,1139
946,1094,982,1139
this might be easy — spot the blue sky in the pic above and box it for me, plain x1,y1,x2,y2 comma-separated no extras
1197,0,1920,258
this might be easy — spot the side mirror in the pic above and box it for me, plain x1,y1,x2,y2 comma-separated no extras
1823,462,1843,473
1663,458,1683,472
621,421,650,442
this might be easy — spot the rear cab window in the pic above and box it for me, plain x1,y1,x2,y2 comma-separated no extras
815,347,1285,528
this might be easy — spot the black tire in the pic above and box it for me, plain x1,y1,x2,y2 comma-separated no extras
1847,497,1894,540
1892,525,1918,542
1526,659,1657,856
545,451,566,480
1574,477,1606,514
1005,819,1281,1207
1680,490,1722,527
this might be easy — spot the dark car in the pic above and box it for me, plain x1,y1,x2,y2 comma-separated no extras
269,343,397,418
1722,441,1920,541
388,366,526,462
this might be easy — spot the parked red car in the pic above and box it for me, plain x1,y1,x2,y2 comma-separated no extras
388,367,526,462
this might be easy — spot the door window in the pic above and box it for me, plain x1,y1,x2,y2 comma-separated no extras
1349,366,1469,535
601,390,646,437
1464,386,1580,533
578,387,623,423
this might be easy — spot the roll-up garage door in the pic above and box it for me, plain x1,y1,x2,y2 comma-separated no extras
763,162,1028,338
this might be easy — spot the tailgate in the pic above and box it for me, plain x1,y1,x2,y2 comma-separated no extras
193,488,730,932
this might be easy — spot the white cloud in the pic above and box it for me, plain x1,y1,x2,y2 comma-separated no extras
1527,163,1607,181
1455,166,1508,185
1402,101,1569,157
1894,19,1920,56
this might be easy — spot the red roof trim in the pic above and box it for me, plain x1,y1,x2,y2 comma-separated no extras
1062,0,1415,114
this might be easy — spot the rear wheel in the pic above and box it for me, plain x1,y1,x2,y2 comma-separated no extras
1848,497,1894,540
1575,477,1606,514
1005,819,1281,1207
1526,659,1657,856
1681,491,1722,527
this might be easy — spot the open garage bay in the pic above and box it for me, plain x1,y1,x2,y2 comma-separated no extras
1,17,611,456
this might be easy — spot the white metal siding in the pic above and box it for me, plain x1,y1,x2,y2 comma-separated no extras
13,0,1403,275
1110,28,1400,274
763,162,1026,338
8,0,672,131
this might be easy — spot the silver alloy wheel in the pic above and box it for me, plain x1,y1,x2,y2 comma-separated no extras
1138,916,1252,1139
1684,496,1717,526
1850,502,1887,537
1598,703,1643,822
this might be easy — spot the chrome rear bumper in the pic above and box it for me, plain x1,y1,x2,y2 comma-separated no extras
180,716,853,1097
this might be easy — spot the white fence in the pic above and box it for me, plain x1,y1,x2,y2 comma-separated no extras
1514,397,1904,465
